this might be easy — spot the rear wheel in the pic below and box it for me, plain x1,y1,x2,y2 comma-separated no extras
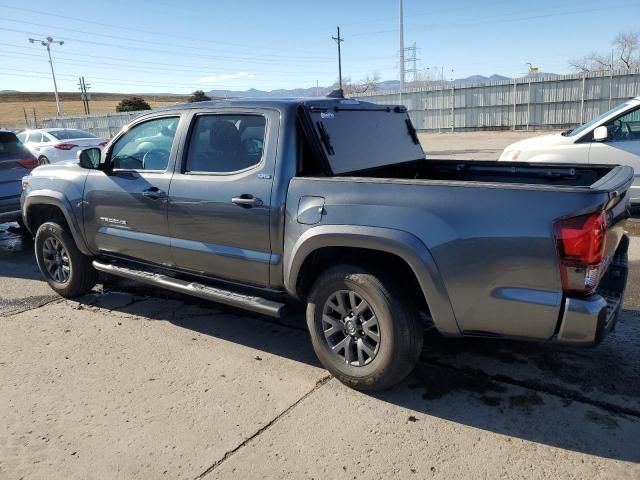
38,156,49,165
306,265,423,391
35,221,97,297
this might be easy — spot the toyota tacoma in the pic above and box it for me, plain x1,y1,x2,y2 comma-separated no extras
21,97,632,390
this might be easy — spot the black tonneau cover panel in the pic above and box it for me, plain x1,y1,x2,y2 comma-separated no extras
298,100,425,175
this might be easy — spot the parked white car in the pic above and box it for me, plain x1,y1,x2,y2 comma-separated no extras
16,128,107,165
500,97,640,206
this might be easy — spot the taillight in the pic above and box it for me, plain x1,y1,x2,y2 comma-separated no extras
54,143,78,150
19,155,38,169
554,211,608,296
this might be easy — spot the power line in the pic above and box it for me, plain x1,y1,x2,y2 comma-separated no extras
0,26,335,66
0,3,331,57
0,16,336,63
348,2,639,38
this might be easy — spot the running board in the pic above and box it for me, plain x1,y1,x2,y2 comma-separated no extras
92,260,286,318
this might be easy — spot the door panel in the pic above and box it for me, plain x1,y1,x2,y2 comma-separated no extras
168,111,277,287
83,170,174,264
83,115,181,266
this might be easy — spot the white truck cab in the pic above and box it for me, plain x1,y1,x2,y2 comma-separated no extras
500,97,640,206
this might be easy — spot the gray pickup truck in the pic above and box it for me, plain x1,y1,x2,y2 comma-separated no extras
21,98,633,390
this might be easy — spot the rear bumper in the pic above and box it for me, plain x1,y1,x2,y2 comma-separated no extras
556,235,629,345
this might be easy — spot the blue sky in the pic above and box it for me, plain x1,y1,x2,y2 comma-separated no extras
1,0,639,93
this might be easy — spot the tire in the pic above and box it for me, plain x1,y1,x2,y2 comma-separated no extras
306,264,423,391
35,221,97,297
38,156,49,165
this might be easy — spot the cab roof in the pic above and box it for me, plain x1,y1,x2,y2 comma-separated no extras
151,97,380,114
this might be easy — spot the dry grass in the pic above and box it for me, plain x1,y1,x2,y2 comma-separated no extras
0,92,189,129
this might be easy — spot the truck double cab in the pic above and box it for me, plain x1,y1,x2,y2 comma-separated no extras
21,98,633,390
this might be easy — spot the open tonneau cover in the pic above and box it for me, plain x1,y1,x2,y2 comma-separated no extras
298,99,425,175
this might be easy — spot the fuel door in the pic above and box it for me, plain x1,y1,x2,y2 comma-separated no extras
297,196,325,225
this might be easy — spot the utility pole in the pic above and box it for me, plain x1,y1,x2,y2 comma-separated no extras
78,76,91,115
23,107,29,129
332,26,344,94
29,36,64,117
399,0,405,104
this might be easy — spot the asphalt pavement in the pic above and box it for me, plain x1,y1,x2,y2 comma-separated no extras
1,218,639,479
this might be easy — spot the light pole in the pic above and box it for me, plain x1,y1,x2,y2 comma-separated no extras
29,36,64,117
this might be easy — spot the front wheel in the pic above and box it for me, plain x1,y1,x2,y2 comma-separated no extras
35,221,97,297
306,265,423,391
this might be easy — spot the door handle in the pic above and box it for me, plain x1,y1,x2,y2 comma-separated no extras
232,195,263,208
142,187,166,200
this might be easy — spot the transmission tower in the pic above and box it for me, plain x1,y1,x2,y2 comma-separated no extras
404,43,420,83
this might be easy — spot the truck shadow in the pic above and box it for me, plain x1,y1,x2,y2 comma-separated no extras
0,223,39,281
79,277,640,465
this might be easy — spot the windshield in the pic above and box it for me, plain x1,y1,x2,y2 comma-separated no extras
49,129,98,140
565,102,634,137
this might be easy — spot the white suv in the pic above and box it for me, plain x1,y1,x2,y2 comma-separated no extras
17,128,107,165
500,97,640,206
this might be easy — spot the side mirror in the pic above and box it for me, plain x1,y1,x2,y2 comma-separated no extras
78,148,102,169
593,125,609,142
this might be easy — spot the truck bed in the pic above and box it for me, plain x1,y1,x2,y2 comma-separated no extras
341,159,622,190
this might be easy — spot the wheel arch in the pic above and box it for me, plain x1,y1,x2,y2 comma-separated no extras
285,225,460,335
23,191,92,256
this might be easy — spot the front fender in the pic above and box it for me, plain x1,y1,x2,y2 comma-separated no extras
22,190,92,256
284,225,460,335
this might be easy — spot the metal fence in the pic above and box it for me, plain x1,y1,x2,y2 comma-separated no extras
41,70,640,136
355,69,640,132
41,111,146,139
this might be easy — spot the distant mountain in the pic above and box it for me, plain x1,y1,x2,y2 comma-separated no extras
456,74,510,84
204,74,547,98
206,86,333,98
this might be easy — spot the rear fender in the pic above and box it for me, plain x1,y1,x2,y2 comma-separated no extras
285,225,460,335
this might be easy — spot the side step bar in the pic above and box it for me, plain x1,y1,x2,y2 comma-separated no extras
92,260,286,318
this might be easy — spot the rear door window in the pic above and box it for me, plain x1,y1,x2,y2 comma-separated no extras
185,114,266,173
27,132,43,143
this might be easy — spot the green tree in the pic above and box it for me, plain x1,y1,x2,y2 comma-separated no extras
116,96,151,112
189,90,211,102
